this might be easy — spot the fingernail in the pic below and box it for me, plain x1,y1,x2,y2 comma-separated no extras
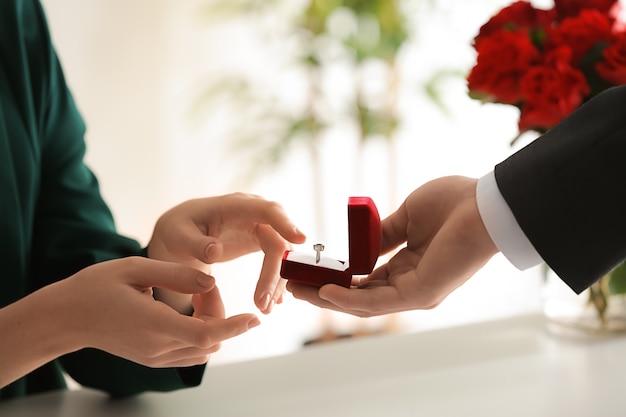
197,274,214,288
247,317,261,330
204,243,215,261
260,293,271,311
294,226,305,237
266,298,275,313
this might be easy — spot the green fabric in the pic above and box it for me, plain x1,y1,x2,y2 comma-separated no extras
0,0,204,400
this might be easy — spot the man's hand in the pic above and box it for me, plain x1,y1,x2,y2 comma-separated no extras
287,177,498,317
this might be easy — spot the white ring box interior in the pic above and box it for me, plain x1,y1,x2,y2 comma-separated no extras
280,197,382,288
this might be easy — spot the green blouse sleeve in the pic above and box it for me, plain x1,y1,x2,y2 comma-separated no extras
6,0,205,397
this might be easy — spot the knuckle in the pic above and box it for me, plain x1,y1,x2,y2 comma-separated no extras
194,332,215,349
124,256,147,271
229,191,254,200
141,355,161,368
423,300,442,310
171,262,191,281
264,200,284,215
143,344,164,359
192,354,211,366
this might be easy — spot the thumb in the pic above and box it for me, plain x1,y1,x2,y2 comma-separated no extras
195,313,262,344
192,285,226,319
123,257,216,293
172,222,226,264
379,207,409,255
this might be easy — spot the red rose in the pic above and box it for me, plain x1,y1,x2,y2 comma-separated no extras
554,0,618,20
468,0,626,138
468,29,539,104
548,9,613,64
476,1,555,43
518,101,563,133
596,33,626,84
518,47,590,132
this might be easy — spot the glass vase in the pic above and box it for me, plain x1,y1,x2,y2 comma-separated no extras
541,264,626,337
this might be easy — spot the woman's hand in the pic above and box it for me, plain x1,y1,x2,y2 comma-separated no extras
147,193,306,314
0,257,259,389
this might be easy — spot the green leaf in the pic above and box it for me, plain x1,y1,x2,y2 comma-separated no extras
607,261,626,295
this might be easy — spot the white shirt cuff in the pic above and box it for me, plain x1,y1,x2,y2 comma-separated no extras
476,171,543,270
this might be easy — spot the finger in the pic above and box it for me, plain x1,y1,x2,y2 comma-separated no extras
193,314,261,348
317,284,405,316
407,217,493,306
272,279,287,305
260,278,286,313
287,282,345,310
366,263,391,282
220,194,307,244
349,263,391,285
192,286,226,319
379,206,410,255
122,257,215,293
367,247,421,283
254,225,289,313
157,352,212,368
158,312,260,352
163,220,226,264
142,346,214,368
287,282,395,318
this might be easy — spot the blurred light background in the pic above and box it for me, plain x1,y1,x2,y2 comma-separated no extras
40,0,555,365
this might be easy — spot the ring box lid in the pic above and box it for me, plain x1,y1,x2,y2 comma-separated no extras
347,196,382,274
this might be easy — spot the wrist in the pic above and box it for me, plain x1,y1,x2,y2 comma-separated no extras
463,182,499,259
0,281,82,387
476,171,543,270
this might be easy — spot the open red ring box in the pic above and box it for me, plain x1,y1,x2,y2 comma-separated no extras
280,197,382,288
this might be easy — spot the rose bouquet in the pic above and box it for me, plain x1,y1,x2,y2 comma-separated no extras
467,0,626,327
468,0,626,143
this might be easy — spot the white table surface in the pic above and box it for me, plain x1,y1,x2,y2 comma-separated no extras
2,313,626,417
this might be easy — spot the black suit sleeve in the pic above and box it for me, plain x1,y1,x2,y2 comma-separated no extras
494,85,626,294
